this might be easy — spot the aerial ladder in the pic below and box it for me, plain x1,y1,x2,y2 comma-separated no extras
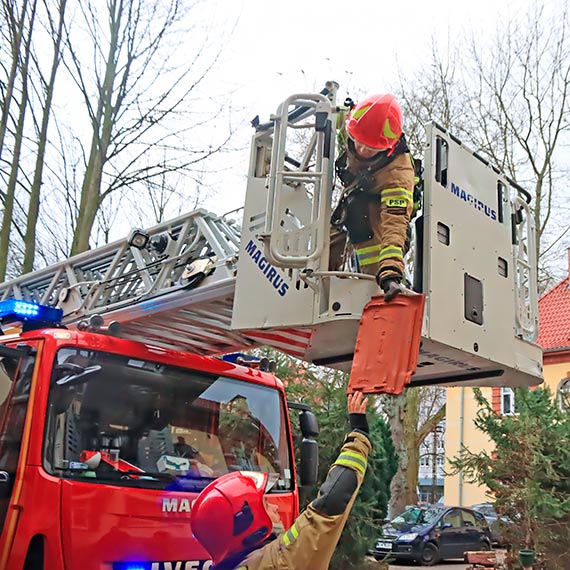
0,83,543,393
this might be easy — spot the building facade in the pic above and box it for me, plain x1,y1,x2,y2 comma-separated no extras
418,422,445,503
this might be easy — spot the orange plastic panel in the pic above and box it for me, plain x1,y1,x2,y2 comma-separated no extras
348,293,426,395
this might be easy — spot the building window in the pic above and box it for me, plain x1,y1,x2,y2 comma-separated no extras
558,379,570,411
420,456,429,466
436,455,444,466
501,387,515,415
419,489,431,503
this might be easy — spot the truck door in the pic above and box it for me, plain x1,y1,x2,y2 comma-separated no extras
0,343,39,554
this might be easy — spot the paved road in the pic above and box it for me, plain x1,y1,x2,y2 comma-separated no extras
366,554,468,569
390,562,469,570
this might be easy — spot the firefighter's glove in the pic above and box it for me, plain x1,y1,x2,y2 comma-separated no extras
380,276,404,302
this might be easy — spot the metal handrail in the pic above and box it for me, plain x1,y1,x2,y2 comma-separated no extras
262,87,337,268
513,195,539,340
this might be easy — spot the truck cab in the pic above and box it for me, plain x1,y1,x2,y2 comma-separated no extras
0,302,317,570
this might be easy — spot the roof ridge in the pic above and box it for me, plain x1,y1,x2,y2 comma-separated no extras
538,275,570,351
539,276,569,302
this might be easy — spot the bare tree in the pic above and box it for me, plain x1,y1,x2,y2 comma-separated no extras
32,120,85,264
383,388,446,516
0,0,28,161
65,0,234,255
20,0,67,274
398,2,570,288
0,0,37,281
466,3,570,289
125,153,207,227
397,40,472,155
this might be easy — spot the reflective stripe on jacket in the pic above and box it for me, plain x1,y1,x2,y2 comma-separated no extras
346,150,414,281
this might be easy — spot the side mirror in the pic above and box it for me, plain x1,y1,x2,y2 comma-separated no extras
55,364,101,387
299,410,319,438
299,437,318,486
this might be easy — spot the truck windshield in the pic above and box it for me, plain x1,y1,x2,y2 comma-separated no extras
43,348,293,492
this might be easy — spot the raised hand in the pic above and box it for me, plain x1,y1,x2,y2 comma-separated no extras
348,391,369,414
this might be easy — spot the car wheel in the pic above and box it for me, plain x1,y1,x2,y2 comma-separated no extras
481,540,491,551
419,543,440,566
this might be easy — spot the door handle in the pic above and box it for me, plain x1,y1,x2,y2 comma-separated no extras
0,471,10,483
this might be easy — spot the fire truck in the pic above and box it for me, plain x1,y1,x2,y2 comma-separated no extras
0,303,318,570
0,83,542,569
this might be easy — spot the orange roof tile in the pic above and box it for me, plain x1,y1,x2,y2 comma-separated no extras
537,277,570,351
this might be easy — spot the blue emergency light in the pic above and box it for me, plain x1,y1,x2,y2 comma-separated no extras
0,299,63,326
221,352,261,364
221,352,275,372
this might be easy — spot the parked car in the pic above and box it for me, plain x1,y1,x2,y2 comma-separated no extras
370,505,493,566
471,502,511,546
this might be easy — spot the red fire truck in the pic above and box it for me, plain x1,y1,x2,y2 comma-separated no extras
0,300,318,570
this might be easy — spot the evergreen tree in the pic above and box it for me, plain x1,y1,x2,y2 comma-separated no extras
255,348,396,569
450,387,570,570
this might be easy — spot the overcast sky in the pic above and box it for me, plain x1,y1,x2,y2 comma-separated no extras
195,0,537,215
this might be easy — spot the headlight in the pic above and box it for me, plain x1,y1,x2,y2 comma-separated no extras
397,532,418,542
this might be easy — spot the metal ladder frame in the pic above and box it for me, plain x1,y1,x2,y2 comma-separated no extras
261,84,338,268
0,209,240,324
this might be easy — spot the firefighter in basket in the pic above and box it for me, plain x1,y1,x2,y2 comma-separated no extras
331,93,419,301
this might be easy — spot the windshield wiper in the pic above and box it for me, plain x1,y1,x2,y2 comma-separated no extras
118,469,176,481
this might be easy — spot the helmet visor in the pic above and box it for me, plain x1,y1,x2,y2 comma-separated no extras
348,132,390,153
240,471,279,493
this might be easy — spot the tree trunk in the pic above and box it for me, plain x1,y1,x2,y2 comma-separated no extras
404,423,420,501
0,0,36,280
22,0,67,273
385,394,419,516
0,0,28,161
384,388,446,516
70,0,121,255
70,147,103,254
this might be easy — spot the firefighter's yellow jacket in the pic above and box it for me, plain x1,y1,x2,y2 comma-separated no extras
228,430,372,570
344,146,415,283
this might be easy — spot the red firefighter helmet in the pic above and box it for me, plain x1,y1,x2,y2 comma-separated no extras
190,471,273,565
346,93,403,152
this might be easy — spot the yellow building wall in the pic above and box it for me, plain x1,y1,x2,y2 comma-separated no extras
543,361,570,394
443,363,568,507
444,386,493,507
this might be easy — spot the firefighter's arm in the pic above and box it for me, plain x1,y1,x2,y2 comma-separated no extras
376,153,415,286
267,394,372,570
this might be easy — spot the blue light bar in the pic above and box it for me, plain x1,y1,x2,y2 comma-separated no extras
222,352,261,364
0,299,63,325
113,563,151,570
